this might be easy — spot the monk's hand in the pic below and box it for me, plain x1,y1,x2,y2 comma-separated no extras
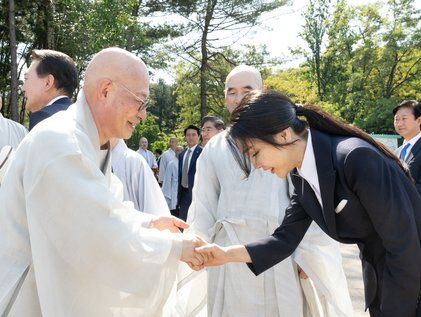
181,235,208,271
150,216,189,233
195,243,229,267
195,244,251,267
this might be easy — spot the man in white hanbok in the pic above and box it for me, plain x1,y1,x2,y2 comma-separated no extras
111,138,169,215
186,65,353,317
137,137,158,169
158,137,178,184
162,146,183,211
0,47,205,317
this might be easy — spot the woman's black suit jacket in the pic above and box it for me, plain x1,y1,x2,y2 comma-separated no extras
245,129,421,317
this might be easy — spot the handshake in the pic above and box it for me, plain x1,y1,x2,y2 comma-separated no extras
180,234,224,271
149,215,232,270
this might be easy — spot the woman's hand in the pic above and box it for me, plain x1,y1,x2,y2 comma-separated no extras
195,244,252,268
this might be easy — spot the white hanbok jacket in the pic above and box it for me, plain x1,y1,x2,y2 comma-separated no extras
186,131,353,317
0,113,27,149
0,91,182,317
158,148,176,183
111,139,169,216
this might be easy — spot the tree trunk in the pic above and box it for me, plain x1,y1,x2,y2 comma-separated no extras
8,0,19,122
126,0,141,51
200,0,216,119
46,0,55,49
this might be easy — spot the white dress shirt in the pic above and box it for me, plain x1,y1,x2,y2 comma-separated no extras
401,132,421,161
45,95,68,107
297,130,323,208
183,144,198,171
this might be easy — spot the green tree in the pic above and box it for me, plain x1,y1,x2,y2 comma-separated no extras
148,79,180,134
126,114,161,151
173,45,277,130
299,0,330,100
172,0,288,118
1,0,184,124
265,67,318,104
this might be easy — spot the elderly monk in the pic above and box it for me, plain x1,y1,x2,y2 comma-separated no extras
0,47,204,317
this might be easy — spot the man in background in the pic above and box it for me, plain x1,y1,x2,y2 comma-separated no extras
177,125,201,221
201,115,225,147
162,145,184,214
137,137,158,169
394,100,421,195
22,49,78,130
158,137,178,185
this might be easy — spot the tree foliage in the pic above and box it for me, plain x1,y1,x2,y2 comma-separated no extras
173,45,277,130
171,0,288,118
298,0,420,133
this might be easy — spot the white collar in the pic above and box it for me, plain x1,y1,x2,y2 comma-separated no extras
297,130,318,186
187,144,198,153
403,131,421,146
46,95,68,107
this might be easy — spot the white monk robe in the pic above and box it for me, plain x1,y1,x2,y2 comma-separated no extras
158,148,176,183
186,131,353,317
0,113,27,149
137,148,158,169
111,139,169,215
162,159,179,210
0,91,182,317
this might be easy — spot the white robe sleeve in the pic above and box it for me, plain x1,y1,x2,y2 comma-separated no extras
162,162,175,209
25,153,182,294
158,151,171,183
137,158,170,216
186,146,219,240
149,151,158,169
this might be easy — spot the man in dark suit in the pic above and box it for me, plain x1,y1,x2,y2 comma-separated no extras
22,49,78,130
394,100,421,195
177,125,202,221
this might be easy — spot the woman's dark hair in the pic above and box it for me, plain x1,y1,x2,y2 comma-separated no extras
228,90,409,178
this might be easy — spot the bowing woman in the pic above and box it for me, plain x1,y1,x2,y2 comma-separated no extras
196,91,421,317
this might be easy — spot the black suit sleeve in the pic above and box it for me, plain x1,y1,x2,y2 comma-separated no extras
344,147,421,316
410,157,421,195
245,190,312,275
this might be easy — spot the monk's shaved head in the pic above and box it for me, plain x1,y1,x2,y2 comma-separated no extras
225,65,262,90
82,47,150,145
224,65,263,113
84,47,148,96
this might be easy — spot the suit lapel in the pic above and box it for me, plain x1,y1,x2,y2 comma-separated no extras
310,130,339,238
290,172,329,233
188,146,200,173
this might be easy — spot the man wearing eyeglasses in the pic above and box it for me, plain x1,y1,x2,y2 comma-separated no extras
0,47,206,316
